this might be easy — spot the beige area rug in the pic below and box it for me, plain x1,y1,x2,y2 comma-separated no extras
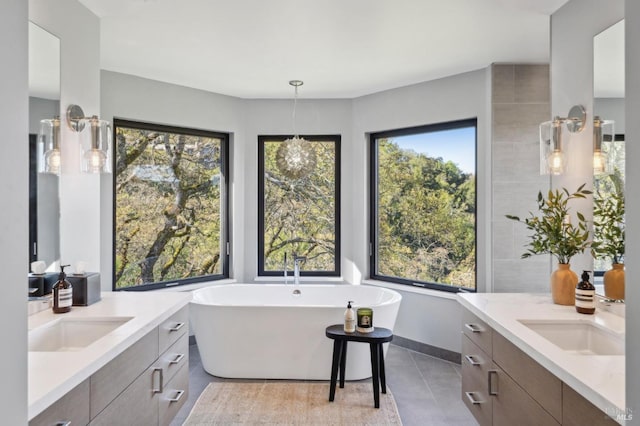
183,381,402,425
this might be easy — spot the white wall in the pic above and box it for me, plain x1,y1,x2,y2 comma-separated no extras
625,0,640,419
30,0,101,278
550,0,624,276
352,70,489,351
0,1,28,422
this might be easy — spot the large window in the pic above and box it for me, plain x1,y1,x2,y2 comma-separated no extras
370,119,477,292
113,119,229,290
258,135,341,276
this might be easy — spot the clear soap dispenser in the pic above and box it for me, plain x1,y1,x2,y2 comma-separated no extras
52,264,73,314
575,270,596,315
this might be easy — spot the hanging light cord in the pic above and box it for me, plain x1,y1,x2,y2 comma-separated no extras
289,80,303,138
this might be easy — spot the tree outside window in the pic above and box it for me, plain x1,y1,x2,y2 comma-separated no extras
114,119,229,290
258,135,341,276
370,120,477,292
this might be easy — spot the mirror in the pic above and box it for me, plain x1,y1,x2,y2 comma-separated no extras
593,19,625,298
28,22,61,271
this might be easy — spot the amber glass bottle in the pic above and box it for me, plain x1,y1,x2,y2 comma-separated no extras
575,270,595,315
52,264,73,314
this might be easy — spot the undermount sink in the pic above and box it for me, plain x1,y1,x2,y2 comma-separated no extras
518,320,624,356
29,316,133,352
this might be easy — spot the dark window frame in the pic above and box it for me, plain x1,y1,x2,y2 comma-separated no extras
369,118,478,293
258,134,341,277
112,118,230,291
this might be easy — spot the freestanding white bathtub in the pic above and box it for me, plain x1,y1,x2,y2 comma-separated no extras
190,284,402,380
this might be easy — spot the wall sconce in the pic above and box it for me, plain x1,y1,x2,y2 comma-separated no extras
593,116,614,175
66,104,112,173
539,105,586,175
38,116,61,175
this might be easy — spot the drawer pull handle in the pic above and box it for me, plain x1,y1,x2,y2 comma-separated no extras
488,370,499,396
169,322,185,332
152,367,164,394
465,355,481,366
55,422,71,426
465,391,483,405
170,353,185,365
464,323,482,333
168,389,185,403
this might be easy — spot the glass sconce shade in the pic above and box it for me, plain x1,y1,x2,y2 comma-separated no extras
540,117,566,175
38,117,61,175
593,116,614,175
80,115,112,173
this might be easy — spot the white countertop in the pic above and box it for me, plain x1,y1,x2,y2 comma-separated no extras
458,293,625,422
28,291,191,420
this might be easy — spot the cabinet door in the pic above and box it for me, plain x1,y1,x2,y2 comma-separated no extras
492,331,562,422
462,308,492,356
491,363,560,426
461,336,492,426
90,328,159,419
159,363,189,426
90,365,160,426
156,332,189,385
159,306,188,354
562,383,618,425
30,378,90,426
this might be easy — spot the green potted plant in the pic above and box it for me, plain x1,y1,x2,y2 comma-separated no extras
506,184,591,305
591,174,625,300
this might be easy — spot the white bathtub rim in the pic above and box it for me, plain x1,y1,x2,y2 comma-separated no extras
190,283,402,308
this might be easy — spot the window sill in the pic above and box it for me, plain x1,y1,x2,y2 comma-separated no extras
151,278,237,293
362,279,460,300
253,276,346,284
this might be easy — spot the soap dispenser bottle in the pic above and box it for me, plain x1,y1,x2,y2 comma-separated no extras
52,264,73,314
575,270,596,315
344,301,356,333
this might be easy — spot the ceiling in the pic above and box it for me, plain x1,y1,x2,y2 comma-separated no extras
77,0,571,99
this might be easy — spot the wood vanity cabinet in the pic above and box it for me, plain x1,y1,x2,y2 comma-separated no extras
461,307,613,426
30,306,189,426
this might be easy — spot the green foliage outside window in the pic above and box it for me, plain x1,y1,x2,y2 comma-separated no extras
261,137,338,273
374,135,476,289
114,123,225,289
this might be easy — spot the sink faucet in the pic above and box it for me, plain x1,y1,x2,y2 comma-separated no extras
293,255,306,286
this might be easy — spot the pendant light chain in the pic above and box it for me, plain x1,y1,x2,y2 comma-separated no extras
289,80,303,138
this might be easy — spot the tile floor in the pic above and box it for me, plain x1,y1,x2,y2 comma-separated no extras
171,343,478,425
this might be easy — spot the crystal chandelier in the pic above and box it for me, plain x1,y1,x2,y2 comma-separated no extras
276,80,316,179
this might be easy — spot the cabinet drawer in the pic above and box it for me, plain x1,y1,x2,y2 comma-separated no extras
462,336,492,426
157,332,189,384
159,306,188,354
30,378,90,426
91,327,159,419
159,363,189,426
492,332,562,422
462,308,492,356
90,365,159,426
491,363,560,426
562,383,618,425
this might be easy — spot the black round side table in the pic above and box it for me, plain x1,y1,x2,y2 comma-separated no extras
325,324,393,408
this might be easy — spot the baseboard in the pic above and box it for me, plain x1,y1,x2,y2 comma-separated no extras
190,333,460,364
392,335,461,364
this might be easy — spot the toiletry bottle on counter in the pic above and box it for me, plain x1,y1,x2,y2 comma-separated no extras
575,270,595,315
344,301,356,333
52,264,72,314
